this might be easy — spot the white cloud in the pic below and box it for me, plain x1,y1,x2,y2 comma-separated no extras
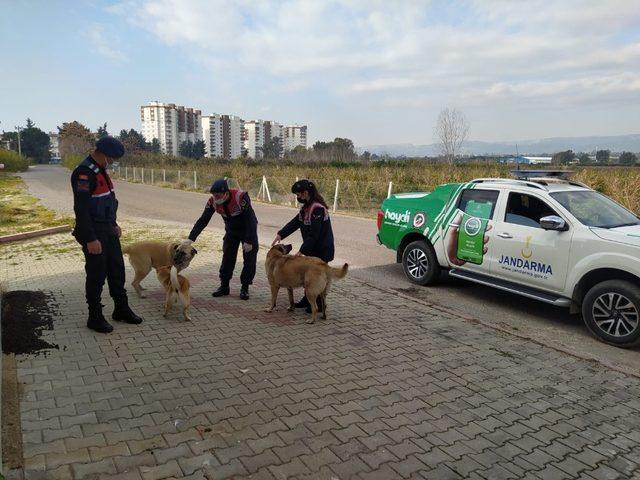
111,0,640,141
85,25,128,63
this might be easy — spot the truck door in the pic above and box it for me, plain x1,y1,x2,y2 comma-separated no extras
491,191,572,293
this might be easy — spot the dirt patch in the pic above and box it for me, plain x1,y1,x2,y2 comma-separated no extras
2,353,23,469
1,290,59,355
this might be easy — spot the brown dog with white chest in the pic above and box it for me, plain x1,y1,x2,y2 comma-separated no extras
156,265,192,321
265,244,348,324
123,240,197,297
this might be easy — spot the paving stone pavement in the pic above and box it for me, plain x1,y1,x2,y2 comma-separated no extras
2,229,640,480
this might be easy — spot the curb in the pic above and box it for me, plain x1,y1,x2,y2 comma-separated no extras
353,277,640,380
0,225,72,244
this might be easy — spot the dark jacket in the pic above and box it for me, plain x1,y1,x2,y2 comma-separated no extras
71,156,118,243
189,190,258,244
278,202,335,262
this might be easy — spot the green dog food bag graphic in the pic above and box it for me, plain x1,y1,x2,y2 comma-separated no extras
465,200,493,219
457,213,488,265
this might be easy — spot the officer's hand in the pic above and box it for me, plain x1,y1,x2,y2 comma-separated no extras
242,243,253,253
446,211,491,266
86,240,102,255
115,226,122,238
271,235,282,247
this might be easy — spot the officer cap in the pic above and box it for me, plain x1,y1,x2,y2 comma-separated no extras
96,136,125,159
291,179,314,193
210,178,229,194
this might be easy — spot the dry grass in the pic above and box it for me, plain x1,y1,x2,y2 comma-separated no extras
112,162,640,217
0,174,73,237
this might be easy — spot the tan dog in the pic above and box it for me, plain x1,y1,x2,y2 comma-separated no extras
156,266,191,321
122,240,197,297
265,244,348,324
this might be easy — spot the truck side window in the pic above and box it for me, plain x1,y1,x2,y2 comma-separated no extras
457,189,499,219
505,193,558,228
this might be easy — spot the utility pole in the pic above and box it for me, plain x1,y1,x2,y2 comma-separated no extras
15,126,22,156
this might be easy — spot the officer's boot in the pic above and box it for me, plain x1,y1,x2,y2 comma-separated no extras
112,301,144,324
294,296,310,309
239,284,250,300
212,281,230,297
87,304,114,333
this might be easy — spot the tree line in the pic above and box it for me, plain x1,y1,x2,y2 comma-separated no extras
2,117,638,166
551,149,638,166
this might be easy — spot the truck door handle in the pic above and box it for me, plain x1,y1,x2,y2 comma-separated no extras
497,232,513,239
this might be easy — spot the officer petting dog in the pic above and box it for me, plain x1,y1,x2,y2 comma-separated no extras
71,137,143,333
272,179,335,312
188,178,259,300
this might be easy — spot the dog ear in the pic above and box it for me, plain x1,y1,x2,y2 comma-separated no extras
191,248,198,255
172,244,179,251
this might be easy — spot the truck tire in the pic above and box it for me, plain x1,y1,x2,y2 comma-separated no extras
402,240,440,286
582,280,640,348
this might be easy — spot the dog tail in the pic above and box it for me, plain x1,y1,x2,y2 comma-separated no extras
170,266,180,292
329,263,349,279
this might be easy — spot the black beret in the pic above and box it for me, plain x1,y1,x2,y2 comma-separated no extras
96,136,125,159
210,178,229,193
291,179,314,193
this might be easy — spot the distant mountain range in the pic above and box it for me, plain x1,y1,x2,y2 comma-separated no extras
362,134,640,157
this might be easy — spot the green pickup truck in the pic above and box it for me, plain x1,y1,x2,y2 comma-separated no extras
376,172,640,347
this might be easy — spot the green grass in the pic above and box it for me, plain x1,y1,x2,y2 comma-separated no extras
0,174,73,237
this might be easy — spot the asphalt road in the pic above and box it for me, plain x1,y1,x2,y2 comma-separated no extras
20,165,640,371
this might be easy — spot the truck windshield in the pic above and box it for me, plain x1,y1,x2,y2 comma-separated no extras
550,191,640,229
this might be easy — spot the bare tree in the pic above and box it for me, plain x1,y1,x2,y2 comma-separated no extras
434,108,469,164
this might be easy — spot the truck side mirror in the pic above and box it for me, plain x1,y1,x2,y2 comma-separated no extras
540,215,568,231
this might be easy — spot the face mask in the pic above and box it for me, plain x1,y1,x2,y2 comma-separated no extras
296,196,306,204
213,193,228,205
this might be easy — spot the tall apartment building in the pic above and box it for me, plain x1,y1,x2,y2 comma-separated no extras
243,120,286,159
243,120,265,159
264,121,284,157
283,125,307,152
140,101,202,156
222,115,245,159
202,114,223,158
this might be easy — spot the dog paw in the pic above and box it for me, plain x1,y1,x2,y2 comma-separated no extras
185,316,192,322
306,318,316,324
264,307,275,313
287,306,295,312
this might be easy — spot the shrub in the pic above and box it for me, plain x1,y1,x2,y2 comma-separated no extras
0,150,30,172
0,150,31,172
62,154,83,170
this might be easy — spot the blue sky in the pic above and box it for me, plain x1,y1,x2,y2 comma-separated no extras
1,0,639,147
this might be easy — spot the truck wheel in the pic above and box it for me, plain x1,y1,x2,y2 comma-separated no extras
582,280,640,348
402,240,440,286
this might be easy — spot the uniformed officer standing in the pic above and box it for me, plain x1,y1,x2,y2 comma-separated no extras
272,179,335,311
71,137,143,333
188,178,259,300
